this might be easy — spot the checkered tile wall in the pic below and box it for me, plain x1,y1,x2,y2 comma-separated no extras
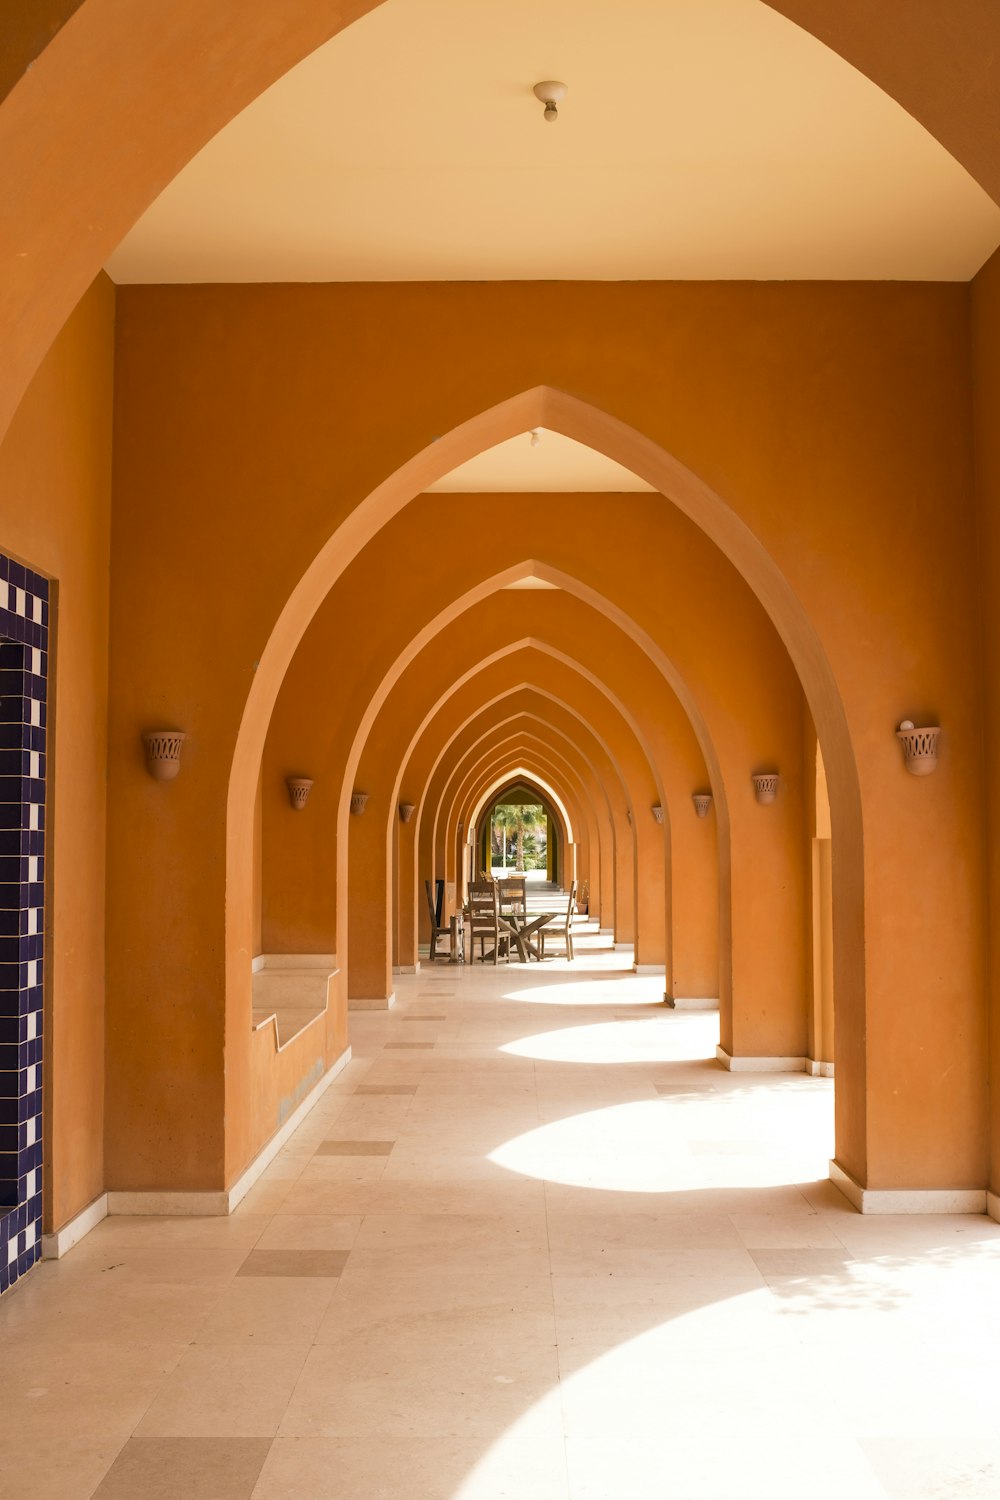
0,556,48,1295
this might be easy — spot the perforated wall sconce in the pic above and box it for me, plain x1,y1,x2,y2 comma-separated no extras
350,791,369,816
399,802,415,824
752,773,780,805
286,776,313,811
142,730,186,781
651,804,664,824
896,720,941,776
692,792,713,818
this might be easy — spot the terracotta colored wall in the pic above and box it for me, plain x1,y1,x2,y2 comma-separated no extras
971,245,1000,1197
0,273,115,1229
106,281,985,1195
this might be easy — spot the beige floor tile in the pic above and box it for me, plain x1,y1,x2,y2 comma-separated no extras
0,1341,184,1440
252,1434,569,1500
9,960,1000,1499
136,1345,309,1437
0,1275,222,1345
55,1242,252,1284
93,1436,271,1499
730,1210,848,1248
256,1214,362,1251
280,1341,563,1439
237,1249,350,1278
314,1138,394,1155
0,1435,126,1500
196,1277,338,1345
91,1215,271,1248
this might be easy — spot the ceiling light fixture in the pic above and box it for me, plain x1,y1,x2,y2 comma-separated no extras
533,80,567,123
529,429,541,447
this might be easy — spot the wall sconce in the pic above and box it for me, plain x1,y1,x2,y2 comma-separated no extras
896,720,941,776
399,802,415,824
350,791,369,816
651,804,664,824
286,776,313,811
141,730,186,781
752,772,780,805
692,792,713,818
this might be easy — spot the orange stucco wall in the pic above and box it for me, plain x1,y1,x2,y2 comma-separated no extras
0,273,115,1229
971,244,1000,1198
98,280,987,1197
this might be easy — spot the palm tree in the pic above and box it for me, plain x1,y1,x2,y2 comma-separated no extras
492,802,544,871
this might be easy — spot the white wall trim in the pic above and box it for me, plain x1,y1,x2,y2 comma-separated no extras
41,1191,108,1260
349,992,396,1011
613,941,634,952
716,1045,805,1072
806,1058,835,1077
667,996,718,1011
633,964,664,975
393,963,421,975
988,1191,1000,1224
50,1046,353,1237
830,1160,987,1215
253,952,336,973
223,1043,352,1212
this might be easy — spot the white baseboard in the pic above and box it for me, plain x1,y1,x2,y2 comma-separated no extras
715,1045,806,1072
667,996,719,1011
806,1058,835,1077
988,1191,1000,1224
253,952,335,972
349,992,396,1011
47,1046,353,1245
392,963,421,975
633,964,664,975
598,927,614,935
107,1188,230,1215
613,942,634,952
41,1191,109,1260
830,1160,987,1215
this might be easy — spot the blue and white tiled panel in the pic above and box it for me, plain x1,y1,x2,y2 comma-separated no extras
0,555,48,1296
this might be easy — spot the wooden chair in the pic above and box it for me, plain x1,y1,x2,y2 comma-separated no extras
497,876,526,916
424,879,451,962
540,881,577,961
467,879,510,965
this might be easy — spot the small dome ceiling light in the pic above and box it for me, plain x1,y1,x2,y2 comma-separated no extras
533,80,567,123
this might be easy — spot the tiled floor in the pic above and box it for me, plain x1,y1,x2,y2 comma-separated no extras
3,954,1000,1498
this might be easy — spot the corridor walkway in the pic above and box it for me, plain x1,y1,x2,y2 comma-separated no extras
3,956,1000,1499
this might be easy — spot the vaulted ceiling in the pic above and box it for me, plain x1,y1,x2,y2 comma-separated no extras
106,0,1000,285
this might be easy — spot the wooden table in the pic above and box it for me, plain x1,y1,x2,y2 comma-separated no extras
499,909,558,962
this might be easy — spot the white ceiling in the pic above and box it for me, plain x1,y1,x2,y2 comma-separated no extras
106,0,1000,284
428,430,656,492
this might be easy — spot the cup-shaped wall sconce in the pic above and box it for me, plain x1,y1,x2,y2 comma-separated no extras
399,802,415,824
286,776,314,811
142,730,186,781
896,721,941,776
692,792,713,818
752,772,780,806
651,804,664,824
350,791,369,816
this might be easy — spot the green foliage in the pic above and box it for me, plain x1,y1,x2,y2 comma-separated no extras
491,801,547,871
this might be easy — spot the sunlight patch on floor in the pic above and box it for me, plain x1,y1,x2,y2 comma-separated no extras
500,1017,717,1064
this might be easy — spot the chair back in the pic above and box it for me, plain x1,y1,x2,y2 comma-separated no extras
497,876,526,914
467,879,500,932
424,879,442,936
562,880,577,935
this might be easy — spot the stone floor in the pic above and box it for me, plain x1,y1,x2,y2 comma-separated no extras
3,953,1000,1499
